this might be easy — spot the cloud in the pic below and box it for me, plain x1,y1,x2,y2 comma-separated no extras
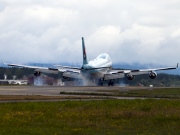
0,0,180,66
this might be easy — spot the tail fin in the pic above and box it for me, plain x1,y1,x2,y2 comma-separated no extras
82,37,88,64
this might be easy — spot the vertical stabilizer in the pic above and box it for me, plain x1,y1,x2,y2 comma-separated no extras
82,37,88,64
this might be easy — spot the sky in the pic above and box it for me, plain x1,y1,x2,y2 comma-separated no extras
0,0,180,66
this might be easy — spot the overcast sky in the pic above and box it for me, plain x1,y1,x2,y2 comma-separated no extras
0,0,180,66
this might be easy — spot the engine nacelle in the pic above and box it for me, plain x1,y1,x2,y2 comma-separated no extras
127,74,135,80
149,72,157,79
34,71,41,77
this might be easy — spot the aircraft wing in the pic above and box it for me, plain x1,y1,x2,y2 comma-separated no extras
3,62,59,74
4,62,81,74
54,65,81,73
127,65,178,76
104,63,178,80
109,63,178,74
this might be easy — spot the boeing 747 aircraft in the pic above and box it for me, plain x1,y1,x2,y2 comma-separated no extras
4,37,178,86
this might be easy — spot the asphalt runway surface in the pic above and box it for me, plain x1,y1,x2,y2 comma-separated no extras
0,86,150,102
0,86,120,96
0,85,146,96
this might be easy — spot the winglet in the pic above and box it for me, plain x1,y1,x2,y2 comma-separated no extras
177,63,179,68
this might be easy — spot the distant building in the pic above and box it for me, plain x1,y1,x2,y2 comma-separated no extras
0,74,28,85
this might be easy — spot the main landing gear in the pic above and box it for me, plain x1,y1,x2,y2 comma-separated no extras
108,80,114,86
97,79,115,86
98,78,104,86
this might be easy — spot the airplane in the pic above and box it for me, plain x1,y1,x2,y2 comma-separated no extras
3,37,179,86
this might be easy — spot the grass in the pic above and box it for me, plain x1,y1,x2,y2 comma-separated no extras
0,95,111,101
60,87,180,99
118,88,180,98
0,99,180,135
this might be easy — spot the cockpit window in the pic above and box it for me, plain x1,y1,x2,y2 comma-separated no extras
97,54,107,59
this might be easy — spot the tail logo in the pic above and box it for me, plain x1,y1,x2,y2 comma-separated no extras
83,48,86,60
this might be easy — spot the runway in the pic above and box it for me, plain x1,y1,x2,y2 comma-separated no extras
0,85,146,96
0,86,154,102
0,86,120,96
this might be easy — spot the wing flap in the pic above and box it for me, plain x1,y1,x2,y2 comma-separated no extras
104,73,125,80
108,70,130,74
54,65,80,70
63,72,82,79
35,68,59,74
58,68,81,73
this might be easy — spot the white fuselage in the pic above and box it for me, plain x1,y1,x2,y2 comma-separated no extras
82,53,112,74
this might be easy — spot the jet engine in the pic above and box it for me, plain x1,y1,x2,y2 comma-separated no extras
149,71,157,79
34,71,41,77
127,74,135,80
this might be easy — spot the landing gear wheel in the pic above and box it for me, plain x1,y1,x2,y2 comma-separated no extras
108,80,114,86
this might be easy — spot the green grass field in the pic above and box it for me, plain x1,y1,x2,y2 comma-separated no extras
0,99,180,135
60,88,180,99
116,88,180,99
